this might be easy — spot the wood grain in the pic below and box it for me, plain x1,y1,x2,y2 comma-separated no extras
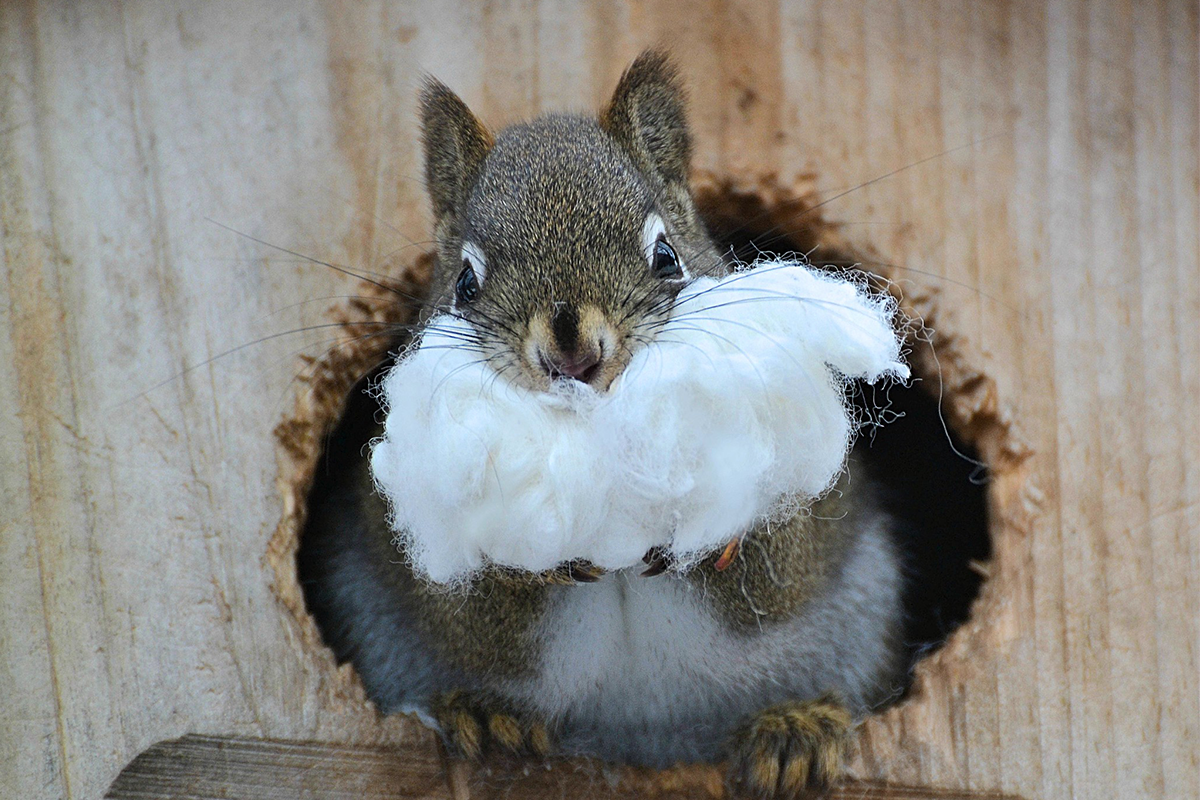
104,735,1023,800
1,1,1196,799
105,735,451,800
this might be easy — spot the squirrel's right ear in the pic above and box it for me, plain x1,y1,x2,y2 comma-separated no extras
600,50,692,187
420,78,493,222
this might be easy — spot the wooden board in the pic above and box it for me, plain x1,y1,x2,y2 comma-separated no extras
103,735,1022,800
1,1,1195,799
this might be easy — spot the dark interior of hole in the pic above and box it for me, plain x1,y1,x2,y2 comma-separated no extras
848,381,991,662
298,199,992,703
699,199,992,668
297,358,397,675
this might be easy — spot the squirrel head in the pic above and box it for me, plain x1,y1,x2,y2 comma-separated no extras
419,50,722,391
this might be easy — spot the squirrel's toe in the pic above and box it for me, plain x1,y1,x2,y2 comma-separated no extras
431,689,486,760
727,695,852,798
528,720,551,757
486,711,525,753
430,689,553,760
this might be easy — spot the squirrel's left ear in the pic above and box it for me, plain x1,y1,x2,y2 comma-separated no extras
600,50,692,188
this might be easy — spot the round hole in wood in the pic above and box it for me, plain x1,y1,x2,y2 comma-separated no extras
268,174,1020,779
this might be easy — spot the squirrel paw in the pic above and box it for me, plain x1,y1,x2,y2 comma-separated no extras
430,689,552,760
727,696,853,798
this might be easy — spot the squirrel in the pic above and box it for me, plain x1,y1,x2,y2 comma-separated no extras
300,50,909,798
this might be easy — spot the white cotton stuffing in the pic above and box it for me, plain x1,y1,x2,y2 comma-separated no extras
369,261,910,586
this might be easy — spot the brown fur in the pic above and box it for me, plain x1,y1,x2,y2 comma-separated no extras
690,477,860,632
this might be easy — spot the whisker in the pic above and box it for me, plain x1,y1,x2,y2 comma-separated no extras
667,262,803,310
324,186,433,253
116,320,410,407
256,294,395,321
640,292,898,335
808,256,1024,318
428,353,502,405
275,329,411,411
205,218,419,302
707,131,1011,250
639,321,774,396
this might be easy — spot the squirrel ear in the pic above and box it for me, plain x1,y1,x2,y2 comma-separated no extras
420,78,494,222
600,50,692,187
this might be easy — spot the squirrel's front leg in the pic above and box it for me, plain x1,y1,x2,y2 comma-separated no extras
726,695,853,798
413,566,566,761
430,689,552,760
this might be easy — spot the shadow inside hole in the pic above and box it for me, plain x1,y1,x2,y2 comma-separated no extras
297,354,406,692
849,378,992,671
297,193,993,711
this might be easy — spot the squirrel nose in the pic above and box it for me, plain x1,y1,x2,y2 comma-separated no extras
541,348,603,384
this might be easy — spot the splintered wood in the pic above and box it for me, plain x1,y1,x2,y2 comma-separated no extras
1,2,1195,800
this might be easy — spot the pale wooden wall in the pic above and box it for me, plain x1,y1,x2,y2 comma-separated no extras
1,1,1196,799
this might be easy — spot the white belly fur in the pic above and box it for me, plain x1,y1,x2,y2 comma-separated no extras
504,513,906,767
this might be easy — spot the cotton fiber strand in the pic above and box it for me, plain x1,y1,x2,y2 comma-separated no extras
370,261,910,585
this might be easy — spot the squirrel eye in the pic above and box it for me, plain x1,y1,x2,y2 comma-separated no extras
455,260,480,305
651,237,683,279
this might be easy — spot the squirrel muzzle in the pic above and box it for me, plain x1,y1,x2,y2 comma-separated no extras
526,304,622,389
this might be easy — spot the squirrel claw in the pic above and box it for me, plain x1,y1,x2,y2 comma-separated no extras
641,556,669,577
542,560,604,584
567,562,604,582
638,546,676,578
714,538,742,571
431,690,486,760
727,695,852,798
641,546,672,577
431,689,553,760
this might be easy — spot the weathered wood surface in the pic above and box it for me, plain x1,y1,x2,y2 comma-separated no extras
103,735,1022,800
1,1,1195,799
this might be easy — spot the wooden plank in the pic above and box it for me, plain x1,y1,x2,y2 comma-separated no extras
105,735,451,800
105,735,1024,800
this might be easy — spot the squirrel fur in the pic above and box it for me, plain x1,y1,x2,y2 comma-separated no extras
301,51,909,797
